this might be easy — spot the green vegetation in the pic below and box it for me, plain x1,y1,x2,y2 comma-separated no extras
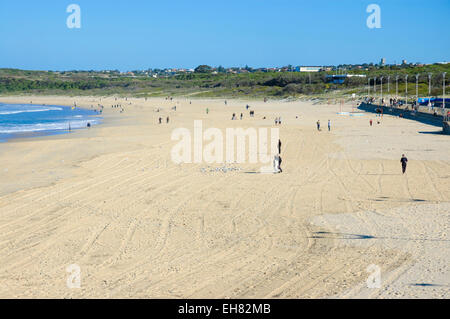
1,63,449,100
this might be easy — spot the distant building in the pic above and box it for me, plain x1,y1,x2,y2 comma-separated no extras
380,58,386,66
298,66,322,72
402,59,408,65
347,74,366,78
326,74,366,84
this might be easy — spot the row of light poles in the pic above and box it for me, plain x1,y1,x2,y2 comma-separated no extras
368,73,447,111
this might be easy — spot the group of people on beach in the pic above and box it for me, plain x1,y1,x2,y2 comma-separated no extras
365,97,377,104
158,116,170,124
316,120,331,131
275,117,282,125
88,103,103,114
389,97,401,107
111,104,124,113
231,113,244,120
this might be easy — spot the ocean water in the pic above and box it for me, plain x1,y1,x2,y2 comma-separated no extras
0,103,102,142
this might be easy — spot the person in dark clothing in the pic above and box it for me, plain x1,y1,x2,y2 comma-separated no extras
401,154,408,174
278,139,282,154
278,155,283,173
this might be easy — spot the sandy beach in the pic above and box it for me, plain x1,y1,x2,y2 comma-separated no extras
0,95,448,298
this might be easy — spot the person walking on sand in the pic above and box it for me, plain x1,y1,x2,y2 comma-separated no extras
273,154,282,173
370,119,373,126
277,154,283,173
401,154,408,174
166,116,169,124
206,108,209,114
159,117,162,124
273,155,278,172
328,120,331,131
278,139,282,155
278,155,283,173
317,120,321,131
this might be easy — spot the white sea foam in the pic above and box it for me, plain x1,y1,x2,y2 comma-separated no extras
0,106,63,115
0,119,100,134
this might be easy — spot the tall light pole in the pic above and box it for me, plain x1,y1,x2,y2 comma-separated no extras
380,76,383,104
368,78,370,97
428,73,432,108
416,74,420,98
415,74,419,109
387,76,390,98
396,75,399,99
374,77,377,95
405,75,408,107
444,72,447,114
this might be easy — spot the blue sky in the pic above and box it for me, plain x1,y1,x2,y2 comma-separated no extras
0,0,449,71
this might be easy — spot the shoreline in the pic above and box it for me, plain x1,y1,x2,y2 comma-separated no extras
0,99,105,143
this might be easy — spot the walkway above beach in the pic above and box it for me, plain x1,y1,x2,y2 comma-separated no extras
358,102,448,133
